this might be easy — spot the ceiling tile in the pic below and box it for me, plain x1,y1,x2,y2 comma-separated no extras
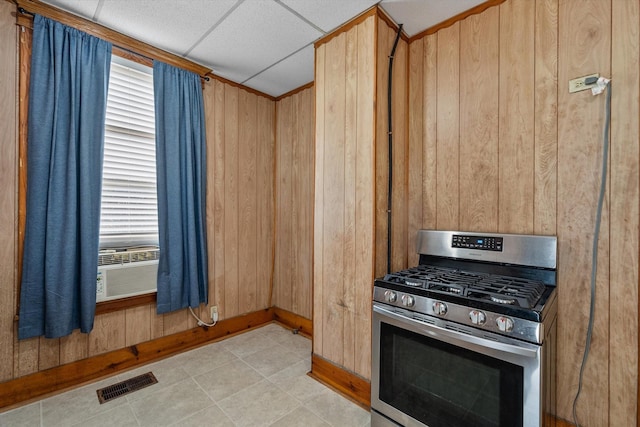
96,0,238,58
188,0,322,83
243,44,314,97
41,0,100,19
380,0,487,36
279,0,378,32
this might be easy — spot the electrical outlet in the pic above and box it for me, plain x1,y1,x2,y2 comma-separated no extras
569,73,599,93
210,305,218,321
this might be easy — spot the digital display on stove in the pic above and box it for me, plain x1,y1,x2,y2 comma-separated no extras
452,235,503,251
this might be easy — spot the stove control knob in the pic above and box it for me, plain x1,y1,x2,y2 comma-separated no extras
469,310,486,325
401,295,415,308
384,290,397,303
496,316,514,332
433,301,447,316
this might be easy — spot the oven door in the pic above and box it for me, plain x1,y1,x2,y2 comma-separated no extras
372,303,543,427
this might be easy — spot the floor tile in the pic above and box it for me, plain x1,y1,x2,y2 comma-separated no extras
217,379,300,427
171,403,235,427
305,388,371,427
130,378,214,427
269,360,327,403
242,343,306,377
269,406,330,427
193,359,263,402
0,402,40,427
221,329,277,359
40,378,125,427
174,342,238,377
120,356,191,403
71,403,138,427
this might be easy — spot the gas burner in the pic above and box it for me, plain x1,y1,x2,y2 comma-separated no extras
428,282,466,295
490,295,516,305
404,280,424,287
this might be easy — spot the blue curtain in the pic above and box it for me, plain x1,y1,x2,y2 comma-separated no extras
153,61,208,313
18,16,112,339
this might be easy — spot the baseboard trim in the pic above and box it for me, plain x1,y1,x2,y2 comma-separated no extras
1,308,279,410
272,307,312,337
309,353,371,408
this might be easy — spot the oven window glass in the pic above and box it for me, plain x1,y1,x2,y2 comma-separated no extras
379,322,523,427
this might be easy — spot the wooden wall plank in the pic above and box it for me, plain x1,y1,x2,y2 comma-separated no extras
204,77,217,320
88,312,126,356
275,95,293,311
0,0,17,383
224,85,239,318
296,87,313,320
435,23,460,230
238,89,258,314
59,331,88,364
408,38,423,266
313,44,326,357
38,338,60,371
459,7,499,232
321,31,346,366
391,32,408,273
374,20,390,278
343,26,358,373
609,0,639,425
557,0,611,424
125,305,151,346
422,34,438,232
256,95,274,310
212,79,226,320
354,15,376,378
290,93,301,315
498,0,535,234
534,0,558,236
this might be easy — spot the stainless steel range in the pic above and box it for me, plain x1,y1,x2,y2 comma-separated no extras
371,230,557,427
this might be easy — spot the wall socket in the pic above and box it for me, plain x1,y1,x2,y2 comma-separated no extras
569,73,599,93
210,305,218,321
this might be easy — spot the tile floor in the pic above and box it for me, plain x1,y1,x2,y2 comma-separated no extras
0,323,371,427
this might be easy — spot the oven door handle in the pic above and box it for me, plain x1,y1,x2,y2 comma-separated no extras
373,304,539,358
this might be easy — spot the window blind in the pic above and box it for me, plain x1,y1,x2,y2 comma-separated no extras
99,58,158,249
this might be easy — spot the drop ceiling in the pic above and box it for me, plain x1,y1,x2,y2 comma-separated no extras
39,0,488,97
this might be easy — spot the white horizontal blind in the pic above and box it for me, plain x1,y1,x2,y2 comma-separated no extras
99,58,158,249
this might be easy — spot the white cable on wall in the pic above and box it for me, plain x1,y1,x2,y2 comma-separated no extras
572,77,611,427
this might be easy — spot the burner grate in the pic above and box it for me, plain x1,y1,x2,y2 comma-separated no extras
383,265,547,308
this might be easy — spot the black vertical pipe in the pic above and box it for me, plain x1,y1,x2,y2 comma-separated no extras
387,24,403,275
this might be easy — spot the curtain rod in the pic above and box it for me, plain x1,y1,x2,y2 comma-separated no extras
17,7,210,81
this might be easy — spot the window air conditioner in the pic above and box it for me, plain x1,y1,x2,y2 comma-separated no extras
96,248,159,302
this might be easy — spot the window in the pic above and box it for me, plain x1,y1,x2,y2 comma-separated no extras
97,56,158,302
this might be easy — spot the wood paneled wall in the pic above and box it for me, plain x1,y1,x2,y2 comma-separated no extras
313,9,407,380
409,0,639,424
313,12,377,379
273,87,314,319
0,2,276,382
205,78,275,322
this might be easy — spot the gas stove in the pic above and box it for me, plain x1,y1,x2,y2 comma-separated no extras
373,230,557,344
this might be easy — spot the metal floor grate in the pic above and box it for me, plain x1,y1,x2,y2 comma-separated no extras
96,372,157,404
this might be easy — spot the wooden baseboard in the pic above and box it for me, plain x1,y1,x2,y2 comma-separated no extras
0,308,274,410
309,353,371,408
272,307,312,337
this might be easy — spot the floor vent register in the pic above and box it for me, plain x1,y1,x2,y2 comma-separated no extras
96,372,158,404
